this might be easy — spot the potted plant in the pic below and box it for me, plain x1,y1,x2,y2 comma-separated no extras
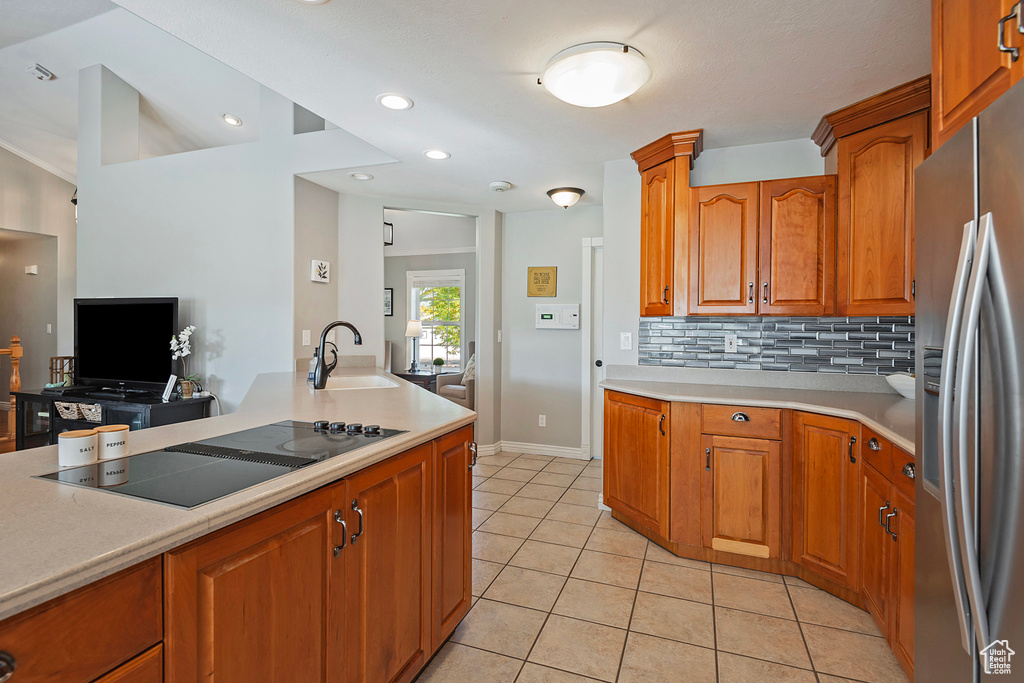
432,358,445,373
170,325,199,398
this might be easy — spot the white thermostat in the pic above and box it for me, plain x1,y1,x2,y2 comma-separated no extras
536,304,579,329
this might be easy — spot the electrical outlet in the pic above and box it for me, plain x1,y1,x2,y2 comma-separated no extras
725,334,738,353
539,415,546,427
498,330,503,343
620,332,632,350
302,330,311,346
46,324,52,334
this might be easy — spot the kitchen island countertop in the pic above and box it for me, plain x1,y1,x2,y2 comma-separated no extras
0,368,475,621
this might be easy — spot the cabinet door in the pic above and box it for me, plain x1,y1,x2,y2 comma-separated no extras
690,182,759,315
791,412,860,588
640,160,675,317
94,645,162,683
933,0,1020,147
164,488,340,683
344,443,432,683
700,434,781,559
432,426,473,649
891,488,915,679
859,463,893,633
837,112,926,316
603,390,671,538
758,176,836,316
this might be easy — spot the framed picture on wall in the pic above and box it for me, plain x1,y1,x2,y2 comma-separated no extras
384,221,394,246
384,288,393,316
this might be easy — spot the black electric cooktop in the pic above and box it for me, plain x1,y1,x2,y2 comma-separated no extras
38,420,404,509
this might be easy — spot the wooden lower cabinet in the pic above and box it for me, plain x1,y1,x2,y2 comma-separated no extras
700,434,781,559
604,391,671,537
432,427,474,649
343,444,433,683
791,412,861,589
95,645,163,683
891,487,915,678
860,462,895,632
164,487,341,683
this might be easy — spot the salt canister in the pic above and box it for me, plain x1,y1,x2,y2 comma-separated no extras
57,429,98,468
95,424,130,460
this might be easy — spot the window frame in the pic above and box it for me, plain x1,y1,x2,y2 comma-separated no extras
406,269,465,370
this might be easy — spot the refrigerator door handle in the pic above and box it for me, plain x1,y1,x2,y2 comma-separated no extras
938,219,978,652
954,211,995,653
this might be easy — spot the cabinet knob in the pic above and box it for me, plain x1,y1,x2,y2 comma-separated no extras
730,412,750,422
902,462,916,479
0,652,15,683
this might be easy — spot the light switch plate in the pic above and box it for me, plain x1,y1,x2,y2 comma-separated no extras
620,332,632,350
302,330,311,346
725,334,738,353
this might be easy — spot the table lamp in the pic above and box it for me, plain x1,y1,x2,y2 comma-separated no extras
405,320,422,372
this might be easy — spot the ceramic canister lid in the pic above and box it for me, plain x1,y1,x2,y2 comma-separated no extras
59,429,98,439
95,424,130,433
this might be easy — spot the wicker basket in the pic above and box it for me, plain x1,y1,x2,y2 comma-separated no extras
54,402,83,420
80,404,102,423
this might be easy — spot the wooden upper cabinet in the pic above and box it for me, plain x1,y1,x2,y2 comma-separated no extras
640,161,675,316
689,182,760,315
791,412,860,589
603,390,671,538
344,443,433,683
700,434,781,559
632,130,704,317
432,426,474,649
836,112,926,316
933,0,1022,147
758,176,836,316
164,487,340,683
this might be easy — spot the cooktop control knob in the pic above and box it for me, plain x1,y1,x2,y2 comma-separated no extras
364,425,381,436
346,423,363,434
329,422,346,432
313,420,330,431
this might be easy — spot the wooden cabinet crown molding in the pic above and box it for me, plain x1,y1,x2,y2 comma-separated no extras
631,129,705,173
812,76,931,156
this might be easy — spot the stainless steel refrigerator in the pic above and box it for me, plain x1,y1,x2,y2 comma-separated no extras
916,78,1024,681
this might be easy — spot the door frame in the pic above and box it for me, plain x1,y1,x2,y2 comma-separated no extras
581,237,604,460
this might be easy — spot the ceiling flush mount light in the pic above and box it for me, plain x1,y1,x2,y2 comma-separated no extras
348,172,373,181
376,93,414,110
489,181,513,192
222,113,243,126
540,42,651,107
547,187,584,209
424,149,450,160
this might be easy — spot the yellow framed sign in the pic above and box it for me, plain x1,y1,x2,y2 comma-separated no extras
528,266,557,297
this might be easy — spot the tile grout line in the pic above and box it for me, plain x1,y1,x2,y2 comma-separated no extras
784,580,818,677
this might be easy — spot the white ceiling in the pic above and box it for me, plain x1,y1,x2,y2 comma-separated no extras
0,7,266,182
3,0,930,211
0,0,113,50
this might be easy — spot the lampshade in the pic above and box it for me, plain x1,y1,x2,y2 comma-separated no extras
405,320,422,337
541,42,651,108
547,187,585,209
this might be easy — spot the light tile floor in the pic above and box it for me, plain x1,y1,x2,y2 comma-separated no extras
414,453,910,683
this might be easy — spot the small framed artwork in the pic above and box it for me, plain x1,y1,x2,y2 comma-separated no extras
311,260,330,283
384,221,394,247
384,287,394,316
528,266,557,297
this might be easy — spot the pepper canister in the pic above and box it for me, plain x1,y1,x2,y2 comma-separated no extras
95,424,130,460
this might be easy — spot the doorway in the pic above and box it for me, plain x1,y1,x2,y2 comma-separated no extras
581,237,604,460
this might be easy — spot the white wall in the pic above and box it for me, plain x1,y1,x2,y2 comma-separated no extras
76,65,393,410
601,138,826,372
501,206,602,450
294,177,339,364
336,194,385,366
383,209,475,256
0,146,77,355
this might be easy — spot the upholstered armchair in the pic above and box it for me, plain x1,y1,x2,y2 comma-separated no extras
437,342,475,410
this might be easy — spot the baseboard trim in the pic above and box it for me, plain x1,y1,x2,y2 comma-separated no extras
477,442,502,457
499,441,588,460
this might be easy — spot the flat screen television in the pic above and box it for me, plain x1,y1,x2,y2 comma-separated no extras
75,297,179,393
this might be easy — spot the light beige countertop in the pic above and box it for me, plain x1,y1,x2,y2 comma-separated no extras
0,368,475,621
600,378,915,454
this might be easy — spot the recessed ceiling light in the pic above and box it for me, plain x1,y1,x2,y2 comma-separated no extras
348,172,374,181
424,150,450,160
222,113,243,126
376,93,414,110
540,42,651,108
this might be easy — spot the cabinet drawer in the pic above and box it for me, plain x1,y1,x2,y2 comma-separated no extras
861,427,893,479
0,557,162,683
893,447,915,499
94,644,163,683
702,404,781,440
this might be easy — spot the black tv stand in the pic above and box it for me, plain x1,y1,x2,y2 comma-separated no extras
84,388,156,400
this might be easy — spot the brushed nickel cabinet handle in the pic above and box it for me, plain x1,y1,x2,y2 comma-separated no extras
879,502,891,527
748,282,754,304
867,437,881,451
849,436,857,463
762,282,769,304
705,447,711,472
469,441,478,469
0,652,15,683
886,510,898,541
351,499,364,544
902,462,916,479
730,412,750,422
333,509,347,557
1000,4,1021,61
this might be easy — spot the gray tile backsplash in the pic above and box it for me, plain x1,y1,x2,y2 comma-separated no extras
637,316,914,375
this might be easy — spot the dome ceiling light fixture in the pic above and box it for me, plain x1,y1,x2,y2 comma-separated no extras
547,187,585,209
539,42,651,108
